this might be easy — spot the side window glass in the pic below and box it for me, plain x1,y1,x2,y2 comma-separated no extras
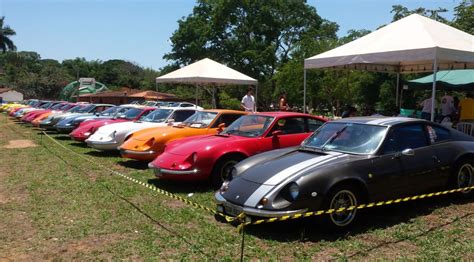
307,118,324,132
212,114,242,128
173,110,196,122
382,124,428,154
427,125,451,143
268,117,305,135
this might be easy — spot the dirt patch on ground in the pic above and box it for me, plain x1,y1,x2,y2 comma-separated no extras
3,140,37,149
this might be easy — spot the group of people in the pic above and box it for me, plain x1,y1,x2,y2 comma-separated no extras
241,86,474,124
419,93,474,123
240,87,290,112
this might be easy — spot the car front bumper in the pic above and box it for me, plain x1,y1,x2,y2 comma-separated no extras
86,140,119,150
120,149,157,161
55,125,75,133
215,192,307,218
151,166,200,177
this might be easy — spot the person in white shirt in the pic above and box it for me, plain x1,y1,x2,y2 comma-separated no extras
420,96,436,121
241,87,255,112
440,93,455,122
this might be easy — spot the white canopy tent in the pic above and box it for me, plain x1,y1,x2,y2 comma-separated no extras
156,58,258,109
304,14,474,121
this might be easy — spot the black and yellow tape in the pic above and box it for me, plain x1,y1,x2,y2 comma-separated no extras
241,185,474,228
41,131,473,230
41,131,239,223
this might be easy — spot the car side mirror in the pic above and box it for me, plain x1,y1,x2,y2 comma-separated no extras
167,119,175,125
95,112,100,116
272,130,283,137
401,148,415,156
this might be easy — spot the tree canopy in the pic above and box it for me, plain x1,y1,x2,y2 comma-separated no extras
0,17,16,53
0,0,472,114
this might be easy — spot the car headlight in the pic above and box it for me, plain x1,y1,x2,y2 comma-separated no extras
288,183,300,200
84,132,91,136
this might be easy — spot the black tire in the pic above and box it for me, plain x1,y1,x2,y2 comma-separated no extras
451,159,474,197
211,155,245,188
321,184,361,230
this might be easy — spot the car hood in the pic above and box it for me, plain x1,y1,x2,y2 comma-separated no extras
166,134,246,156
94,121,169,136
131,125,209,142
238,150,349,186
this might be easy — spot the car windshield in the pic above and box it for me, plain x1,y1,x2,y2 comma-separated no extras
99,106,121,116
182,111,217,128
67,105,83,112
119,108,144,120
40,102,52,109
139,109,171,122
50,103,64,110
221,115,274,137
76,104,95,113
59,104,73,110
302,122,387,154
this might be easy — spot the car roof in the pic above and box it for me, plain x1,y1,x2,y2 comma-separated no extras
255,111,325,118
203,109,247,114
332,116,424,126
92,104,115,107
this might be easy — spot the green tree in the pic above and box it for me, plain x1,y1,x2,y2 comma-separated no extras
451,0,474,34
164,0,338,107
0,17,16,53
390,5,448,22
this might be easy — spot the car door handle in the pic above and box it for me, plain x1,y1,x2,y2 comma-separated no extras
432,155,441,163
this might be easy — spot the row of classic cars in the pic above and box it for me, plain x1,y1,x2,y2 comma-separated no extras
2,100,473,229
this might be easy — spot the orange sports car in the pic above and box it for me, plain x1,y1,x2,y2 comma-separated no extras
119,109,247,161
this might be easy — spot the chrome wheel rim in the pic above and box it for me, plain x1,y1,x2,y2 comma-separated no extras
329,190,357,227
220,160,238,182
457,163,473,193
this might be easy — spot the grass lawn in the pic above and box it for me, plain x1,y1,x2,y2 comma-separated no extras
0,113,473,260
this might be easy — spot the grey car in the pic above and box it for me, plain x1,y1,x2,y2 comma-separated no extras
216,117,474,229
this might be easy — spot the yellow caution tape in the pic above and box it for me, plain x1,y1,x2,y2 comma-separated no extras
40,130,474,230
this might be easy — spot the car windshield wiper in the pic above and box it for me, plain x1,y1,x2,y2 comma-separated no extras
298,145,325,154
321,125,348,151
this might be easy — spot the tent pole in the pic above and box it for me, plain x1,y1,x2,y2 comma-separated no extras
430,59,438,122
396,73,400,108
303,69,307,114
212,86,216,109
195,85,198,107
255,84,258,112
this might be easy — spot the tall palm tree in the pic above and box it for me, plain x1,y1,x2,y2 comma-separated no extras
0,16,16,53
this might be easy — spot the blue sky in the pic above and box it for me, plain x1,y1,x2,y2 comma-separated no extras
0,0,461,70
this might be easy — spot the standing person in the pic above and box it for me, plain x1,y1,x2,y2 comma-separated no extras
459,93,474,121
241,87,255,112
420,96,435,121
279,91,289,111
440,93,455,122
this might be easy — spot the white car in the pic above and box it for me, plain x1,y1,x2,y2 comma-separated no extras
85,107,199,150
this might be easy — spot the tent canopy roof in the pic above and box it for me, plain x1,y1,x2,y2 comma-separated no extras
304,14,474,73
156,58,258,85
408,69,474,91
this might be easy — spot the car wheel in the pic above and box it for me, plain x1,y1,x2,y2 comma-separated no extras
323,185,360,229
452,159,473,196
211,155,245,188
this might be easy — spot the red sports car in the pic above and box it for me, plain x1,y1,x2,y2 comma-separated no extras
149,112,326,187
69,106,156,141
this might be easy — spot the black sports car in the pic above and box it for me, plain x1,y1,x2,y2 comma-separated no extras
215,117,474,228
